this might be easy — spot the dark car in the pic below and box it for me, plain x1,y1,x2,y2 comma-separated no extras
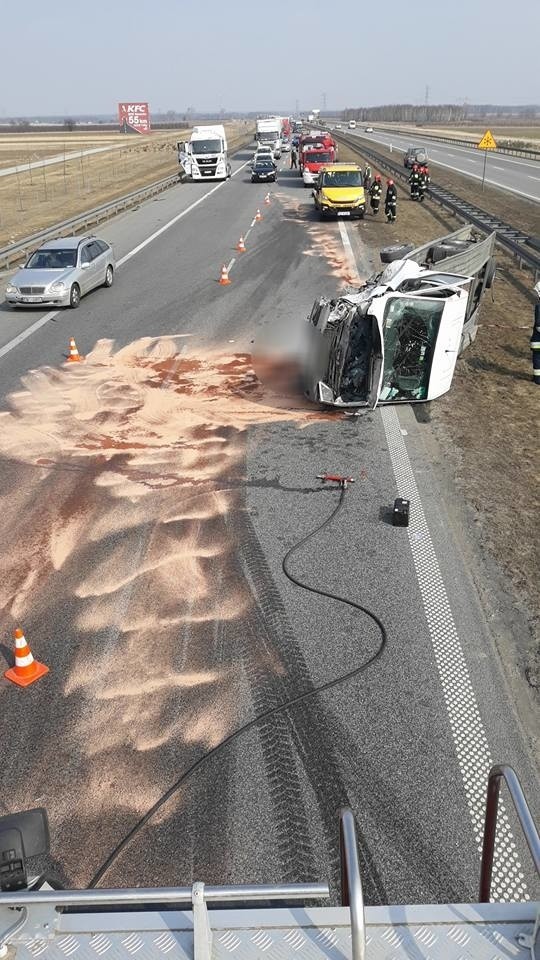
404,144,428,168
251,160,277,183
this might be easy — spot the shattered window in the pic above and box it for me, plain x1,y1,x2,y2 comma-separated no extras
380,297,443,401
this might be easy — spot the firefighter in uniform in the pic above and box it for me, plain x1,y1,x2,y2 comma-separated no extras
385,179,397,222
369,174,382,215
409,164,420,200
418,165,428,201
532,281,540,385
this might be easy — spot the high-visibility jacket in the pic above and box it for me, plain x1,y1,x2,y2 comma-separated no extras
531,303,540,384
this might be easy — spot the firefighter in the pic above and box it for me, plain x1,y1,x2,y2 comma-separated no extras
290,146,298,169
418,166,428,201
369,174,382,215
385,179,397,222
532,282,540,385
409,164,420,200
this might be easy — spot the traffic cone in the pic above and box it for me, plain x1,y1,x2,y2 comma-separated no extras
219,264,231,285
264,193,271,205
255,209,262,222
66,337,83,362
4,628,49,688
236,236,246,253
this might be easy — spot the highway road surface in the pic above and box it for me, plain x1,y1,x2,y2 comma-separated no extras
346,127,540,203
0,148,538,904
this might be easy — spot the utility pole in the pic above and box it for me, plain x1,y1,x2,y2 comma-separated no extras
295,98,299,117
322,92,327,114
424,85,429,122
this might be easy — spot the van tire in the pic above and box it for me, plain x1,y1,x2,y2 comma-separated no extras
484,256,496,289
380,243,414,264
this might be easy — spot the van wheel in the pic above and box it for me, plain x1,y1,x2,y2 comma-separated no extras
380,243,414,264
484,256,496,289
103,265,114,288
69,283,81,308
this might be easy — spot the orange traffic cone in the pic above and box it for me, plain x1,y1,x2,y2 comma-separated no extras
66,337,83,362
236,236,246,253
255,209,262,222
219,264,231,285
264,193,271,205
4,628,49,688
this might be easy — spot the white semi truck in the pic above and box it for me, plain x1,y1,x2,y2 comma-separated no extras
255,117,282,158
177,125,231,181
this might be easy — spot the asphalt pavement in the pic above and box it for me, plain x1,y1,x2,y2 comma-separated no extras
0,149,537,904
345,128,540,203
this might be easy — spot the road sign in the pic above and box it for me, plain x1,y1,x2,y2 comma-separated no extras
477,130,497,150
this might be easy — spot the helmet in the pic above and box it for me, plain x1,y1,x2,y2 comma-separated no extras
387,179,394,186
375,174,381,181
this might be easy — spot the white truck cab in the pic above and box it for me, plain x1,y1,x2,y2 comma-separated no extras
177,125,231,181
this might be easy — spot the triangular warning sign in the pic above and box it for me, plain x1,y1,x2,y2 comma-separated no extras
477,130,497,150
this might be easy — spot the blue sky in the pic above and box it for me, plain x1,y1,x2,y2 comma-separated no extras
2,0,538,116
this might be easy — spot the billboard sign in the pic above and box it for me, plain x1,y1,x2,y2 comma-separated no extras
118,102,151,134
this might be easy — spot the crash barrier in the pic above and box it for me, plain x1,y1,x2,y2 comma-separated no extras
0,138,254,273
371,126,540,161
335,133,540,280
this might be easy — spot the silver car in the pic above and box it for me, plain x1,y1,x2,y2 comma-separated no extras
5,235,115,308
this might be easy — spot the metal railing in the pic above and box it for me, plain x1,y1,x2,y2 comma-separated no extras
479,764,540,902
366,126,540,161
340,808,366,960
335,132,540,279
0,138,253,272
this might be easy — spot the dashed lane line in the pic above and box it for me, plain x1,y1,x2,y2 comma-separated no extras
0,159,250,362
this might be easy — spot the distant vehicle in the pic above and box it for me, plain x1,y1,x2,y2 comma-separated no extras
335,123,342,129
251,160,277,183
312,163,365,219
256,117,282,158
253,148,276,168
5,235,115,309
348,120,357,129
364,126,374,133
404,144,428,167
281,139,291,153
302,148,336,186
177,125,231,181
303,225,496,407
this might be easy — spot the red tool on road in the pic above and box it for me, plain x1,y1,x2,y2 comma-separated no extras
317,473,355,488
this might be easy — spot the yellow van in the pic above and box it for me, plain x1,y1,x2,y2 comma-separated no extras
312,164,366,220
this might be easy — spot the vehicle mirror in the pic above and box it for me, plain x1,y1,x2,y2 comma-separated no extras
81,262,90,269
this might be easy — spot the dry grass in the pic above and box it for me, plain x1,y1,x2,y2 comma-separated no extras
0,132,125,168
0,124,250,249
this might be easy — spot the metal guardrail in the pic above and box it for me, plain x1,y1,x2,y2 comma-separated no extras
0,174,178,271
336,132,540,279
366,126,540,161
0,137,253,272
479,764,540,903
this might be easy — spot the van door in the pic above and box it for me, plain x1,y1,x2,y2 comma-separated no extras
427,290,468,400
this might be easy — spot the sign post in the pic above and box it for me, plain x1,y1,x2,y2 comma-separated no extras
477,129,497,192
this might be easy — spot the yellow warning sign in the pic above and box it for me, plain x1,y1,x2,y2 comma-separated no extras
477,129,497,150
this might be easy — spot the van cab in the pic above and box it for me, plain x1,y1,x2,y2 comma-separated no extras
312,164,365,219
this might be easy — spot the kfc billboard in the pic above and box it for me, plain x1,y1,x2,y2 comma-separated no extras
118,102,151,134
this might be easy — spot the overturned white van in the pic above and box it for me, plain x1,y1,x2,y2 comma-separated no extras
303,225,496,407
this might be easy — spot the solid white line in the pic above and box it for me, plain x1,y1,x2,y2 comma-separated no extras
0,158,251,360
0,310,59,360
381,407,528,902
337,221,361,284
226,257,235,272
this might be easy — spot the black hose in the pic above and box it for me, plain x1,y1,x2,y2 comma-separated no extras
88,483,387,888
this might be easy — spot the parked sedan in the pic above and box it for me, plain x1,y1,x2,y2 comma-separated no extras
251,160,277,183
5,235,115,308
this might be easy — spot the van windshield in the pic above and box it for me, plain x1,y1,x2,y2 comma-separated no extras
380,296,443,401
321,171,362,187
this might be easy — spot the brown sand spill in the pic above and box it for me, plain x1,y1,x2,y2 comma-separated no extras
0,337,329,855
276,191,363,287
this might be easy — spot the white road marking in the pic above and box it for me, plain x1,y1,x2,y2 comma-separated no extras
0,159,250,361
338,221,361,284
0,311,58,360
381,407,528,902
226,257,235,272
529,175,540,181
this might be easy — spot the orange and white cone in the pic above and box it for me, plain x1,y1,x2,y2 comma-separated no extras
66,337,83,362
255,209,262,222
264,193,271,205
236,236,246,253
219,264,231,285
4,627,49,688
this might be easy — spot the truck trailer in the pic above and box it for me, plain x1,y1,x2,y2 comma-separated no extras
177,125,231,181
